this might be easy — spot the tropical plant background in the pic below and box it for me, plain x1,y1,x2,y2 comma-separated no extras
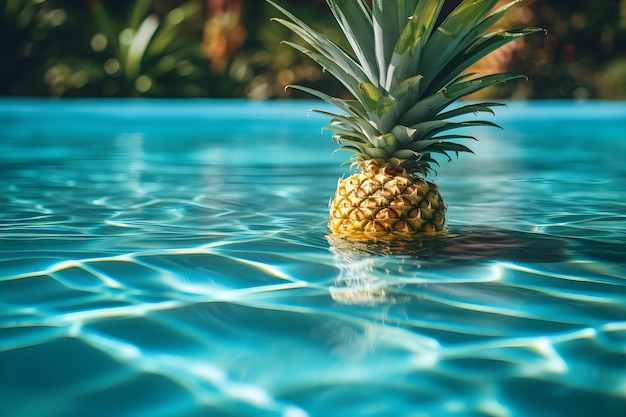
2,0,625,99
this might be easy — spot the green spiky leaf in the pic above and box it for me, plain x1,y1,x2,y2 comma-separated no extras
326,0,378,84
400,73,525,125
268,0,542,176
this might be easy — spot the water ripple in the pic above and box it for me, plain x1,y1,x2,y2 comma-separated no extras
2,101,626,416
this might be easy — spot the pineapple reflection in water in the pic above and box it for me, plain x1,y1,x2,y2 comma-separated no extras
270,0,541,242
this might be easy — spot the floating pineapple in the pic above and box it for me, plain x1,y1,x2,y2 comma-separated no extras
270,0,541,241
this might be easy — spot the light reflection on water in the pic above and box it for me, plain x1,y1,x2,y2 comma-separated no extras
1,100,625,417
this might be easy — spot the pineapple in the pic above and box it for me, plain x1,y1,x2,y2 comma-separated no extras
269,0,541,241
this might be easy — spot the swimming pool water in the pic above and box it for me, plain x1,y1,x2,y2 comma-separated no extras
1,99,625,417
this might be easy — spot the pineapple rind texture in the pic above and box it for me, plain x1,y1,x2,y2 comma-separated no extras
329,160,446,240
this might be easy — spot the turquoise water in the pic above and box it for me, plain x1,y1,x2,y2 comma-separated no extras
1,99,625,417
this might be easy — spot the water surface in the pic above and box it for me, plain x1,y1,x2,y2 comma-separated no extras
1,99,625,417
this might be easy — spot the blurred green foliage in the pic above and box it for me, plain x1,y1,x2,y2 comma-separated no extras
1,0,625,99
506,0,626,99
1,0,210,97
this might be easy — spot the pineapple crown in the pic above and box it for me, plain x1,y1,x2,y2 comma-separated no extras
269,0,542,176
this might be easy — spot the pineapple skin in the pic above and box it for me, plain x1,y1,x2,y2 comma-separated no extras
329,160,446,239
